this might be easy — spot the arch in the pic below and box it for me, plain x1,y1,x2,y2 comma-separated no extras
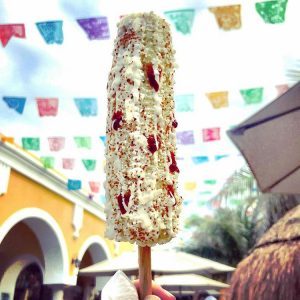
0,208,70,284
78,235,111,263
0,254,43,297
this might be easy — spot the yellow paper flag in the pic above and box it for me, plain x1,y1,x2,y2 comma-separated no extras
209,5,241,31
206,91,228,109
184,181,197,191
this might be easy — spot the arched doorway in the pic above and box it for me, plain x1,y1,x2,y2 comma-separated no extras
14,263,43,300
0,208,69,298
75,236,110,300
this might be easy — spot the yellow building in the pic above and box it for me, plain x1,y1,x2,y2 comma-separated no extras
0,139,132,299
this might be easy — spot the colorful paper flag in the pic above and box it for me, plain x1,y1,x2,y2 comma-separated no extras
199,191,213,195
77,17,109,40
164,9,195,35
67,179,82,191
89,181,100,193
1,136,14,143
209,5,241,30
202,128,221,142
100,194,106,204
184,181,197,191
276,84,289,96
99,136,106,145
22,137,40,151
206,91,228,109
240,87,263,104
211,199,221,208
74,137,92,149
36,98,58,116
2,97,26,114
36,21,63,44
48,137,65,151
192,156,209,164
215,154,229,161
255,0,288,24
176,131,195,145
40,156,55,168
74,98,97,116
62,158,75,170
204,179,217,185
175,94,195,112
0,24,25,47
82,159,96,171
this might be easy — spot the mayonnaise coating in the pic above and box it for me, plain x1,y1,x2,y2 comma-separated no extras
104,12,182,246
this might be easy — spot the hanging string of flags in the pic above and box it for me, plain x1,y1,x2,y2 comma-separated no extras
1,84,289,115
1,97,99,116
0,132,234,195
0,1,289,47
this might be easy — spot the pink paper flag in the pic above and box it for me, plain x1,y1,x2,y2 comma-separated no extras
48,137,65,151
0,24,25,47
62,158,75,170
89,181,100,193
36,98,58,116
275,84,289,96
202,127,221,142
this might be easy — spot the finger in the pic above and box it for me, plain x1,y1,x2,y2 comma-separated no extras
151,282,175,300
144,296,161,300
134,280,176,300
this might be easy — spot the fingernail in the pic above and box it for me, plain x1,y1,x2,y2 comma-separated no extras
144,296,161,300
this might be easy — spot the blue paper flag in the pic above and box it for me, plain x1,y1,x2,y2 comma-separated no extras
74,98,98,116
36,21,63,44
67,179,82,191
99,136,106,145
215,155,229,161
192,156,209,164
175,94,195,112
3,97,26,114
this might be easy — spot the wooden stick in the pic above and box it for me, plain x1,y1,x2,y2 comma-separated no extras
138,246,152,299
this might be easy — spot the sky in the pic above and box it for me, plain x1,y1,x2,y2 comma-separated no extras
0,0,300,218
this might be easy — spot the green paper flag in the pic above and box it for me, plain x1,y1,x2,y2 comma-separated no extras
255,0,288,24
204,179,217,185
82,159,96,171
22,137,40,151
41,156,55,168
164,9,195,35
74,137,92,149
240,87,263,104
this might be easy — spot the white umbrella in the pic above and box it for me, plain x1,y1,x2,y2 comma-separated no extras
79,249,234,277
155,273,229,291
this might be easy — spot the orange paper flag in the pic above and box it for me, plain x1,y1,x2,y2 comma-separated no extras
206,91,228,109
1,136,14,143
209,5,241,31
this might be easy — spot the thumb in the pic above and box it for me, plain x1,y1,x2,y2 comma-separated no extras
144,296,160,300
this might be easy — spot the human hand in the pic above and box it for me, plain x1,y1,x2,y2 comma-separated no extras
134,279,175,300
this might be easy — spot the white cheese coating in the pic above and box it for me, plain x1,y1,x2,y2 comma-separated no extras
104,12,182,246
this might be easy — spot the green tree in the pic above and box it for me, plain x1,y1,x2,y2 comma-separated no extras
182,165,300,266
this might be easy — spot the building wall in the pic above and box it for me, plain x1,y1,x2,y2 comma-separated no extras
0,169,114,276
0,167,134,284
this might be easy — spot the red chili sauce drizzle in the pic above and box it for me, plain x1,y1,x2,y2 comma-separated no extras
147,134,158,154
169,152,179,173
144,63,159,92
112,111,123,130
117,191,131,214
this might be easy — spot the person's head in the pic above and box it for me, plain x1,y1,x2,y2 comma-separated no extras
194,290,209,300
